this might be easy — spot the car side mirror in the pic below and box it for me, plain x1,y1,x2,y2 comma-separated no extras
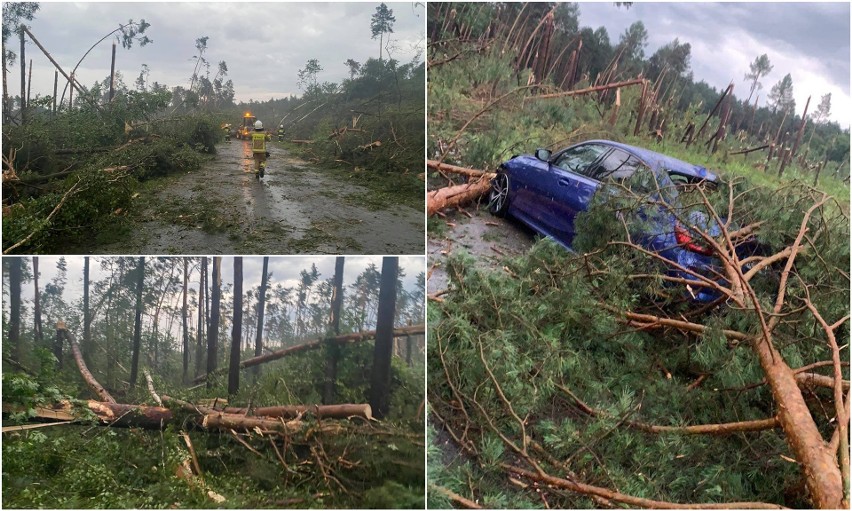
535,148,552,161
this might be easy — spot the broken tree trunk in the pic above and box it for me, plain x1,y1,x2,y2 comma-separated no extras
730,144,769,156
531,78,645,101
21,27,100,111
190,324,425,384
428,177,493,216
222,403,373,421
144,369,164,406
59,324,116,403
5,400,173,428
791,95,810,158
691,83,733,147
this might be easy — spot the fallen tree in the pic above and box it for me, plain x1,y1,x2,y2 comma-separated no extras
191,324,424,384
59,324,116,403
5,399,368,434
430,179,849,508
222,403,373,421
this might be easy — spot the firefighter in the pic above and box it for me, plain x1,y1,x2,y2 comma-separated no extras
251,120,271,177
222,123,231,141
277,124,285,142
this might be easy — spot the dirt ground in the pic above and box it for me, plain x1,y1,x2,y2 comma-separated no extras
427,203,536,294
89,140,424,255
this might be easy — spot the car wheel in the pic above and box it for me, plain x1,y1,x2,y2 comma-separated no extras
488,171,510,217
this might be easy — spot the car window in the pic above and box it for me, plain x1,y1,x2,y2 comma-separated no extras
552,144,608,176
594,149,644,181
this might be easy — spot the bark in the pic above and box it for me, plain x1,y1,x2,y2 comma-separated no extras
532,78,645,101
53,324,64,369
693,83,733,145
254,257,269,377
83,256,91,364
207,257,222,388
19,29,25,122
795,372,850,391
202,412,343,436
7,400,172,428
431,485,483,509
60,325,116,403
9,399,360,434
730,144,769,156
426,160,493,179
129,257,145,388
222,403,372,421
195,257,206,378
32,257,43,343
323,257,345,404
427,177,493,216
369,257,398,419
144,369,163,406
228,257,243,395
633,80,649,137
502,464,784,509
190,324,425,384
21,27,100,110
8,257,22,361
791,95,810,157
108,42,116,102
182,259,189,383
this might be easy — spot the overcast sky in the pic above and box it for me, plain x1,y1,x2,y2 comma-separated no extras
17,2,424,103
577,2,850,127
13,256,425,309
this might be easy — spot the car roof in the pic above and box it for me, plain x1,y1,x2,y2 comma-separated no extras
584,140,718,182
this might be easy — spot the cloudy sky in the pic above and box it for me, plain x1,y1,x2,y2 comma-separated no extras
13,256,425,309
577,2,850,126
17,2,424,103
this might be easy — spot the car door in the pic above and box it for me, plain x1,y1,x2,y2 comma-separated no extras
542,143,609,242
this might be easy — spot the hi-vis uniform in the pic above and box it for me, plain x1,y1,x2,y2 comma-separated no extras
251,130,268,171
277,126,285,141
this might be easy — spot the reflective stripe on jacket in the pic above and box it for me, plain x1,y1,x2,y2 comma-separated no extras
251,132,267,153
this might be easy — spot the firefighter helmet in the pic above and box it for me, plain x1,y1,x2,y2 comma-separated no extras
254,120,263,130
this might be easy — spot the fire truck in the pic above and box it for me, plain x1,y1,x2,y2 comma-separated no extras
236,112,256,140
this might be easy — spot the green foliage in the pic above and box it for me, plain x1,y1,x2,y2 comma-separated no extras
428,177,847,506
3,113,218,253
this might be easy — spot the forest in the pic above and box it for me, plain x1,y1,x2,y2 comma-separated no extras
2,256,426,508
2,2,425,254
426,2,850,509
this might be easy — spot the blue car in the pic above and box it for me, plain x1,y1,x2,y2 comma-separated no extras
488,139,734,302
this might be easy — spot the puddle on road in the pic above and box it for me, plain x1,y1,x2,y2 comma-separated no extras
428,207,536,294
92,139,424,254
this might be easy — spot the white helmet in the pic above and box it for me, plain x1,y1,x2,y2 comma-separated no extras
279,124,284,129
254,120,263,130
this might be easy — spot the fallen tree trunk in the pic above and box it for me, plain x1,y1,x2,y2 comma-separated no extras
60,325,116,403
222,403,372,421
7,399,353,434
202,412,343,436
426,160,493,179
5,400,173,428
427,178,492,216
190,324,424,384
531,78,645,101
